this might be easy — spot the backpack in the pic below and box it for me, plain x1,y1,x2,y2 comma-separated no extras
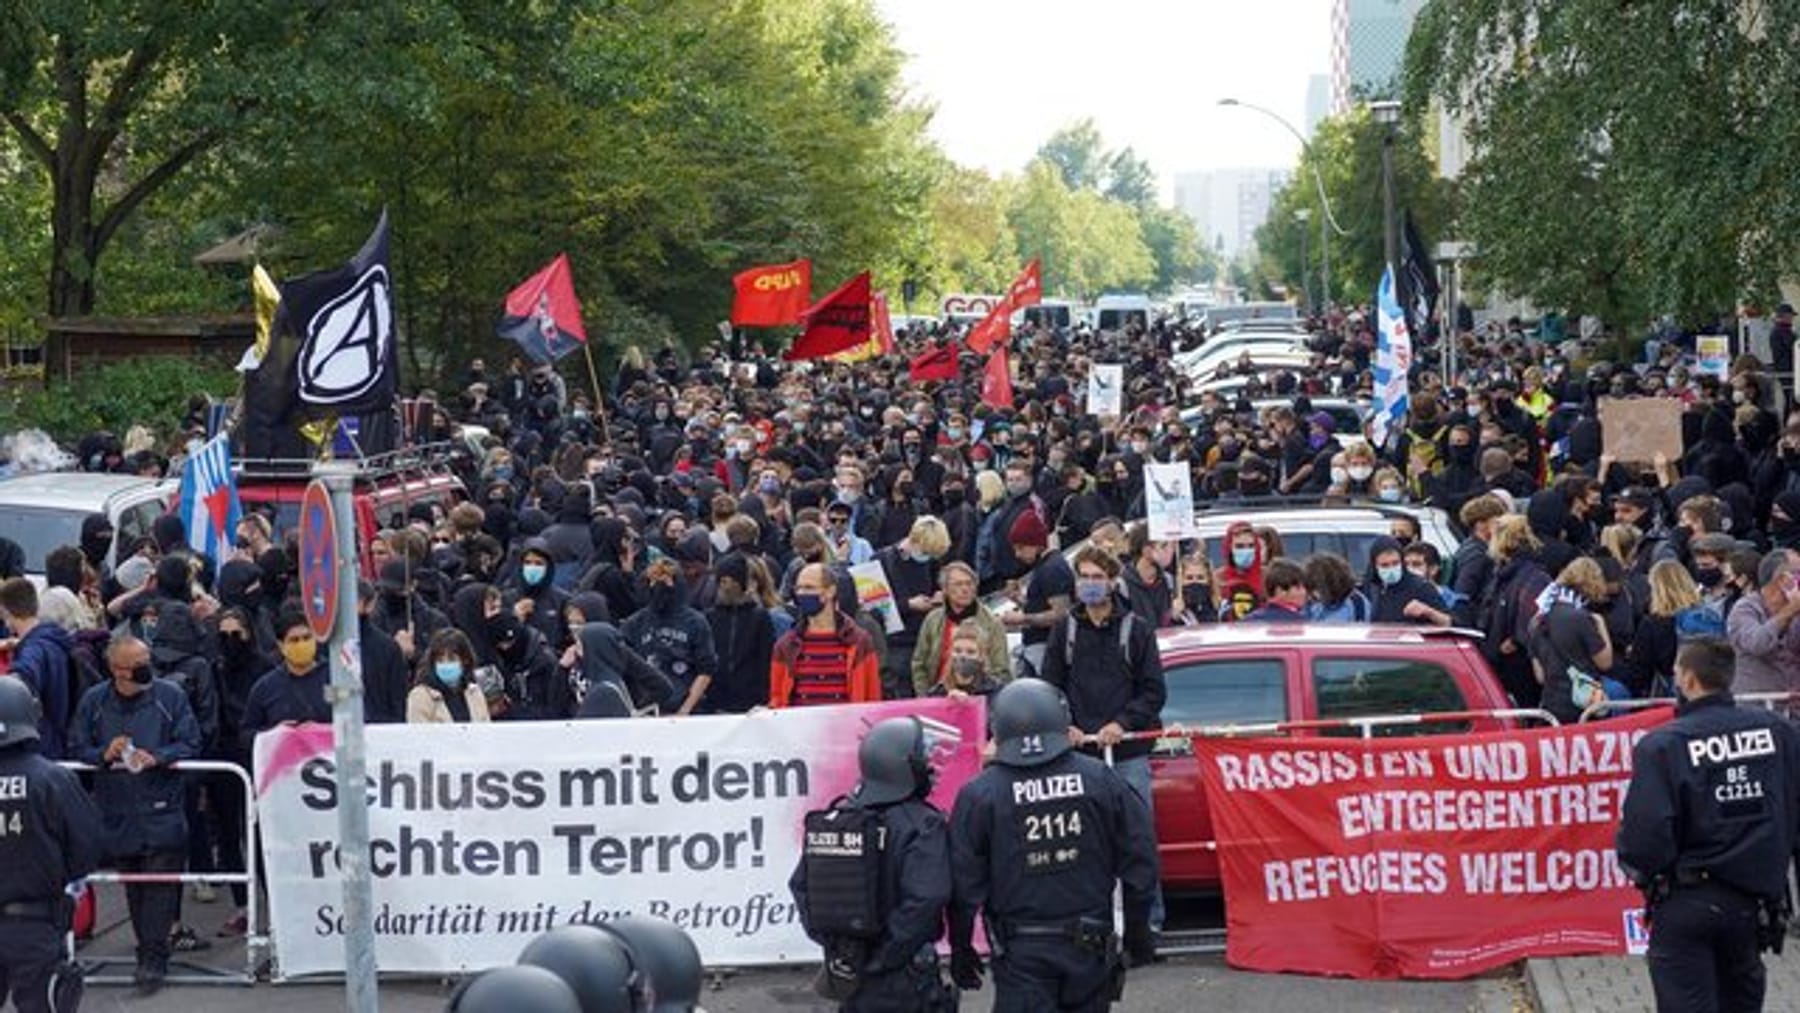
799,799,886,939
1063,611,1139,669
1673,600,1726,642
66,628,110,703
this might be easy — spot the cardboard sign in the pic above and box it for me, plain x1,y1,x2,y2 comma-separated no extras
1597,397,1684,464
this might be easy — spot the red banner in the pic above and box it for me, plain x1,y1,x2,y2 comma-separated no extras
1193,708,1673,979
871,291,896,355
785,271,871,361
981,343,1013,409
909,342,959,383
732,258,812,327
965,259,1042,355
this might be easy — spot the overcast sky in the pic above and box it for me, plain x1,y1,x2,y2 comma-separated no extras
874,0,1332,201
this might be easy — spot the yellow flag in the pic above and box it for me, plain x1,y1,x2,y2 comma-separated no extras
251,264,280,357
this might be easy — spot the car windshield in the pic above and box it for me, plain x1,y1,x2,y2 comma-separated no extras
0,509,86,573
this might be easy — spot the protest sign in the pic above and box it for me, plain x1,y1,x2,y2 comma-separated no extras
1142,461,1199,541
1088,364,1123,417
1192,707,1672,979
254,698,987,976
849,560,904,634
1696,334,1731,379
1597,397,1684,463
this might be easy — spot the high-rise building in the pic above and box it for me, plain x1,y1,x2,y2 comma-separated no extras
1172,169,1292,259
1304,74,1331,136
1330,0,1425,112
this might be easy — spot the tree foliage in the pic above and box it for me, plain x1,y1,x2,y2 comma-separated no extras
1252,109,1450,307
1404,0,1800,325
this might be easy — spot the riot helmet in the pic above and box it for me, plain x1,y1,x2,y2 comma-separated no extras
605,916,703,1013
853,716,932,806
0,677,41,750
990,678,1073,768
518,925,646,1013
448,965,582,1013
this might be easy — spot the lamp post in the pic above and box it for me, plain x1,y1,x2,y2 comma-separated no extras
1218,97,1343,309
1294,207,1313,315
1370,99,1402,275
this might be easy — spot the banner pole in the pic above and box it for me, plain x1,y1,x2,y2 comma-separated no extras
582,342,612,447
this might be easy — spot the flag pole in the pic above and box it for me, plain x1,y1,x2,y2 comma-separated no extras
582,342,612,447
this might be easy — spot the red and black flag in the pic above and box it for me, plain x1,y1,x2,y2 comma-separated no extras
499,254,587,364
785,272,872,361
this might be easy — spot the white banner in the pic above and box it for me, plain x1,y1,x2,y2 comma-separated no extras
1142,461,1199,541
254,699,987,976
1088,364,1124,416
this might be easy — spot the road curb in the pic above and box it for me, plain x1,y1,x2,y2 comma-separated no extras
1521,958,1562,1013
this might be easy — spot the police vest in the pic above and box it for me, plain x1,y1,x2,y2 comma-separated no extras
801,800,885,939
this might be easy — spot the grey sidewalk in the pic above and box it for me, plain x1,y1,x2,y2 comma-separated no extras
1526,948,1800,1011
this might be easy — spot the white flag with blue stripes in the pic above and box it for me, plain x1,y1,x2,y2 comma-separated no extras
179,434,242,561
1371,266,1412,449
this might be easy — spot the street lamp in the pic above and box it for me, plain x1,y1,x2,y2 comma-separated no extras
1218,97,1345,309
1294,207,1313,315
1369,99,1402,276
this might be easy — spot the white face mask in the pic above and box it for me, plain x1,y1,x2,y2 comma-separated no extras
1348,466,1374,482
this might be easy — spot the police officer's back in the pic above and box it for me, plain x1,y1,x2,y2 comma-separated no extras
1617,637,1800,1013
948,678,1158,1012
0,676,103,1013
790,716,954,1011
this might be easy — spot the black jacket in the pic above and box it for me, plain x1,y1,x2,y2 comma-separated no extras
0,746,103,903
790,798,950,973
1038,599,1166,762
359,618,410,725
706,594,774,715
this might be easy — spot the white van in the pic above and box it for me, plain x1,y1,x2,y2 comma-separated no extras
0,473,178,584
1093,294,1154,332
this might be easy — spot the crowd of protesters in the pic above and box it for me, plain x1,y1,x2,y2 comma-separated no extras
1,300,1799,976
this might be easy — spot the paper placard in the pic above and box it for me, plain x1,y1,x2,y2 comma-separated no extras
1597,396,1684,464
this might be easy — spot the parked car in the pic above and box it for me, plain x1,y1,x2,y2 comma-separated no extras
0,473,177,584
233,445,467,577
1148,623,1518,891
1190,503,1459,579
1181,398,1369,442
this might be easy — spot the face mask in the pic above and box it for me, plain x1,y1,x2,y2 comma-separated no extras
1695,566,1723,588
1330,467,1349,486
1349,466,1374,482
1732,390,1746,404
1309,432,1328,450
131,664,154,686
946,426,965,441
837,488,861,506
1231,547,1256,569
1377,565,1404,586
1377,486,1403,503
1005,480,1031,498
943,485,965,502
1130,441,1150,455
951,657,983,681
281,639,318,670
522,563,548,586
492,466,514,482
907,549,933,564
433,660,463,686
1075,578,1111,605
794,592,826,618
648,583,677,608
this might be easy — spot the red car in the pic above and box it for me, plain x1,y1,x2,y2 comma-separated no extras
1147,623,1521,892
237,468,465,577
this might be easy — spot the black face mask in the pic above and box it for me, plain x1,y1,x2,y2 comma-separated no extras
647,583,677,610
1695,567,1723,588
131,664,154,685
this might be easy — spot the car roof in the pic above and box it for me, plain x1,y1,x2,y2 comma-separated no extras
1156,622,1478,653
1193,504,1439,525
0,472,169,512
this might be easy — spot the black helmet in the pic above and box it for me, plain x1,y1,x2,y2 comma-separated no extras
0,677,41,750
853,716,931,807
518,925,646,1013
448,965,582,1013
605,916,702,1013
991,678,1072,768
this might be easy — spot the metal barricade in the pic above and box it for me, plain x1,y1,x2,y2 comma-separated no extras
60,759,265,986
1583,695,1797,721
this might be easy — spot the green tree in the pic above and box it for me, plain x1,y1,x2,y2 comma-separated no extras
1104,147,1157,209
1404,0,1800,326
1140,205,1216,291
1036,118,1108,192
1252,109,1449,307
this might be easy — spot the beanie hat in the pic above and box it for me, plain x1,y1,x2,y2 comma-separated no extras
1007,509,1049,548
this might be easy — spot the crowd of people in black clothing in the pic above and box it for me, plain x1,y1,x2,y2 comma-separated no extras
1,301,1799,985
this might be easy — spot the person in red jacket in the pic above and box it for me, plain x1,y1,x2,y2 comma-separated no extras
1215,519,1266,621
767,563,882,708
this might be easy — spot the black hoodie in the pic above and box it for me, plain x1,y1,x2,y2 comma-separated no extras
575,622,675,718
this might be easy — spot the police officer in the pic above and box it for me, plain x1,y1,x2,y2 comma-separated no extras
948,679,1158,1011
0,676,104,1013
1617,637,1800,1012
790,716,954,1011
449,964,582,1013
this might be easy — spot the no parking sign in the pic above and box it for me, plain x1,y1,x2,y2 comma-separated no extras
298,479,338,640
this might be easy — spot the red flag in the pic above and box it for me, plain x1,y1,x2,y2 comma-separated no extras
908,342,959,383
871,291,896,355
732,259,812,326
498,253,587,363
965,259,1043,355
785,272,872,361
981,344,1014,409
